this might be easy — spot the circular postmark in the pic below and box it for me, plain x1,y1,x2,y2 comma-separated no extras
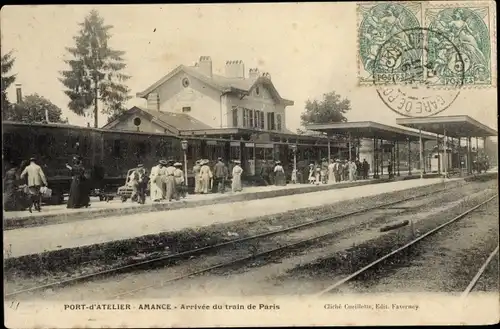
373,27,465,118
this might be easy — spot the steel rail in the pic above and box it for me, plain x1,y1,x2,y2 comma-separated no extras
460,245,499,300
5,186,451,298
314,194,498,297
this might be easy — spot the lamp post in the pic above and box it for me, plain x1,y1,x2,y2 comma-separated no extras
291,144,297,180
181,139,188,189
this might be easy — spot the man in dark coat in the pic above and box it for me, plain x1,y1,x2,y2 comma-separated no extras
213,158,228,193
362,159,370,179
260,160,271,186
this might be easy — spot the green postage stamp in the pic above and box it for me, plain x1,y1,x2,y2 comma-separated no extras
357,1,496,88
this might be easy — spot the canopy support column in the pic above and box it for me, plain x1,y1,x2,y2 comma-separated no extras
373,137,378,179
475,137,479,167
443,129,448,178
396,141,400,176
379,138,383,176
348,132,352,162
457,137,461,176
327,135,331,164
419,128,423,179
408,138,412,176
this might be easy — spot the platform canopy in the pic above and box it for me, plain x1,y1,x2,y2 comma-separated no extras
305,121,436,142
395,116,497,138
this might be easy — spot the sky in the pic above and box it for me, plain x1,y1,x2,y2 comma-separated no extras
1,3,497,137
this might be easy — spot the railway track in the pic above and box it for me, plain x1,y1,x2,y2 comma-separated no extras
460,246,499,300
6,186,454,299
314,194,498,297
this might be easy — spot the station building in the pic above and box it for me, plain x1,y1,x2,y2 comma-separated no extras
104,56,348,176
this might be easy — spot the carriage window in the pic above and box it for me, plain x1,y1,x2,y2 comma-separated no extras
113,140,121,157
137,142,147,156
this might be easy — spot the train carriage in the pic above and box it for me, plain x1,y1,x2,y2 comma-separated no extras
2,121,348,203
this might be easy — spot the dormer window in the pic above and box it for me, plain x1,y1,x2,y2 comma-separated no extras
182,107,191,112
255,87,260,96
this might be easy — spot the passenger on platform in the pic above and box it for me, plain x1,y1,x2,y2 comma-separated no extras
320,158,328,184
388,161,393,179
66,156,90,209
199,159,213,194
173,162,186,199
20,157,48,213
355,158,362,180
135,164,148,204
315,162,321,185
231,160,243,192
334,159,341,182
308,163,316,184
159,160,171,199
193,160,202,194
274,161,287,186
362,159,370,179
213,158,228,193
327,159,336,184
342,160,349,181
128,166,140,202
3,161,23,211
164,160,177,201
149,160,164,202
291,167,298,184
260,160,271,186
348,159,357,182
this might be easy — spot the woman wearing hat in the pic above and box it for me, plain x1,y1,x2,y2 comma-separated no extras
164,160,177,201
199,159,213,194
149,160,165,202
308,163,316,184
66,156,90,209
173,162,186,199
273,161,287,186
192,160,202,194
231,160,243,192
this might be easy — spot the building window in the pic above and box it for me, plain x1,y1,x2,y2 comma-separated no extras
260,111,265,129
255,87,260,96
232,106,238,127
249,109,254,128
243,108,249,127
267,112,275,130
277,114,282,131
182,77,190,88
254,110,260,128
182,106,191,112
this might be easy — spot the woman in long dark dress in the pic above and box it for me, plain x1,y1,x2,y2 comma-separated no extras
3,161,22,211
67,157,90,209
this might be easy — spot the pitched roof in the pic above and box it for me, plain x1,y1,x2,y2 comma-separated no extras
136,64,294,106
102,106,212,134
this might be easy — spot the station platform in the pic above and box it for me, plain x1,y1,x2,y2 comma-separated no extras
3,177,464,260
3,176,398,230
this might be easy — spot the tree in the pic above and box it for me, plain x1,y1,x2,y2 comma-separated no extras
1,50,17,117
300,91,351,127
60,9,131,128
5,94,67,123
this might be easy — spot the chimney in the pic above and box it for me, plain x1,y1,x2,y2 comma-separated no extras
147,93,160,111
15,84,22,104
261,72,271,80
225,60,245,78
198,56,212,77
249,68,260,80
